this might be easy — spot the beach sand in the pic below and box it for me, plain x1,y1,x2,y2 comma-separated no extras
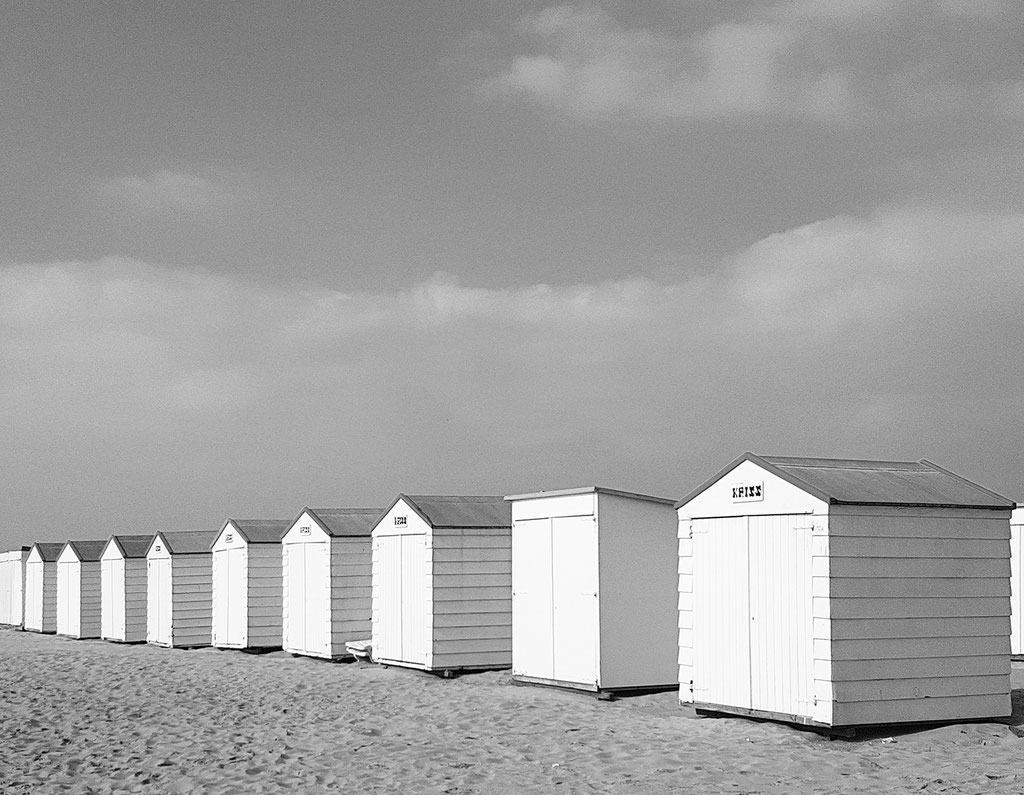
1,627,1022,793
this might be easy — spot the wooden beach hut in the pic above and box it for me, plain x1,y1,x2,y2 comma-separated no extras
101,535,152,643
211,518,290,651
146,531,218,648
281,508,381,660
1011,504,1023,656
505,486,678,693
24,543,64,633
0,548,29,627
371,495,512,674
56,540,107,639
677,453,1015,728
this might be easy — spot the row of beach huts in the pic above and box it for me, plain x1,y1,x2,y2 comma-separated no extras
1,453,1022,731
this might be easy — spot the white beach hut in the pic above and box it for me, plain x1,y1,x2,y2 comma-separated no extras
24,543,64,633
1011,504,1023,656
146,530,218,648
505,486,678,693
281,508,381,660
56,540,107,639
211,518,291,651
371,495,512,674
677,453,1015,729
101,535,153,643
0,548,29,627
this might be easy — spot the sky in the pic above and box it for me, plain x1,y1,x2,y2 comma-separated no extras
2,0,1023,549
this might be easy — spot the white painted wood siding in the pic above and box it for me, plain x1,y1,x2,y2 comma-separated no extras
827,506,1012,725
596,493,678,690
430,527,512,671
329,537,371,657
24,557,57,633
1011,517,1022,655
170,554,212,647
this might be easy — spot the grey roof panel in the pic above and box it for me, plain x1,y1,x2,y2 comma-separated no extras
305,508,384,537
32,542,66,562
110,535,154,559
65,540,109,562
402,495,511,528
156,531,219,555
225,519,292,544
675,452,1013,510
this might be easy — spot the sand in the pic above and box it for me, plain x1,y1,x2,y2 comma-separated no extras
1,628,1022,793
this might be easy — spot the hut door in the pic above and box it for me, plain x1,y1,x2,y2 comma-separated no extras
228,548,247,646
691,517,752,709
147,558,171,644
551,516,599,686
25,563,40,629
102,558,125,639
512,519,555,680
376,534,428,665
746,515,815,717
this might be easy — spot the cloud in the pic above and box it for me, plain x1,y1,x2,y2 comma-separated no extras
2,203,1023,544
470,2,1024,123
94,170,229,211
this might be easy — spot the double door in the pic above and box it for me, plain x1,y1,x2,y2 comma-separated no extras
213,547,248,647
375,535,428,666
283,542,330,656
512,516,599,687
101,558,125,639
147,558,172,644
690,514,815,717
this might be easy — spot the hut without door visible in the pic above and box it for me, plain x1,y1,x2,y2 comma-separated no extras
211,518,291,651
56,540,107,639
0,548,29,627
281,508,381,660
24,543,64,633
101,535,152,643
371,495,512,674
505,486,678,693
677,453,1015,728
147,531,218,648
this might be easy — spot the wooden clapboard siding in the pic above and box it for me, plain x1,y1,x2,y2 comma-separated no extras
170,554,212,647
246,544,283,649
828,507,1011,726
79,562,103,639
123,558,148,642
429,528,511,669
329,537,372,656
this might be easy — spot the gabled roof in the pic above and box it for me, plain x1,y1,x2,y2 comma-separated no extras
298,508,384,538
108,535,153,559
151,530,219,555
390,495,511,529
62,540,108,562
504,486,674,505
222,519,291,545
30,542,65,562
675,453,1014,510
